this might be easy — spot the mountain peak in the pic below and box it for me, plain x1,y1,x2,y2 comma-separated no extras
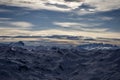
9,41,25,47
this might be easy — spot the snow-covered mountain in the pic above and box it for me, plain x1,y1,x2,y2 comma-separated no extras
0,41,120,80
77,43,119,50
9,41,25,47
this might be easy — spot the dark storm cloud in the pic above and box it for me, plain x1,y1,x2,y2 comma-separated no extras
80,3,95,9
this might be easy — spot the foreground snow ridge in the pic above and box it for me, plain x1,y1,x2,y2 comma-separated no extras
0,41,120,80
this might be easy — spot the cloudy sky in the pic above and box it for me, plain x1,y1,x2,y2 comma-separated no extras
0,0,120,38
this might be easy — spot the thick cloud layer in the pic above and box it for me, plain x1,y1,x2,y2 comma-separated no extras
0,0,120,38
0,0,83,12
0,0,119,12
85,0,120,12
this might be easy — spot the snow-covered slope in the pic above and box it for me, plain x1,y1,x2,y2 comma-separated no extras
0,41,120,80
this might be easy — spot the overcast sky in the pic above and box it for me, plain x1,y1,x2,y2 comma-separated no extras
0,0,120,38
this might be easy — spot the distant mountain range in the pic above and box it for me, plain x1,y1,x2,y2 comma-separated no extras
0,35,120,40
77,43,119,50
